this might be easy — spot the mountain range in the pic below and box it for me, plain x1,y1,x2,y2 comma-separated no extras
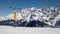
0,6,60,27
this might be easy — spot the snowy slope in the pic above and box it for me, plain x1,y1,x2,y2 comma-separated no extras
0,26,60,34
0,7,60,26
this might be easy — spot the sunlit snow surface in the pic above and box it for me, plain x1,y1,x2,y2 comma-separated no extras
0,26,60,34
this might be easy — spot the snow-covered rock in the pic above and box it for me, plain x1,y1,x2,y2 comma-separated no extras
0,7,60,26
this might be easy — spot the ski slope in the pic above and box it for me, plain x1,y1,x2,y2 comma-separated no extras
0,26,60,34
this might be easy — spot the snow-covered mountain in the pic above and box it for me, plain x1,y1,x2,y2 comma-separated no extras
0,6,60,27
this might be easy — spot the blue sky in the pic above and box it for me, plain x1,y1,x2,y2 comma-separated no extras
0,0,60,16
